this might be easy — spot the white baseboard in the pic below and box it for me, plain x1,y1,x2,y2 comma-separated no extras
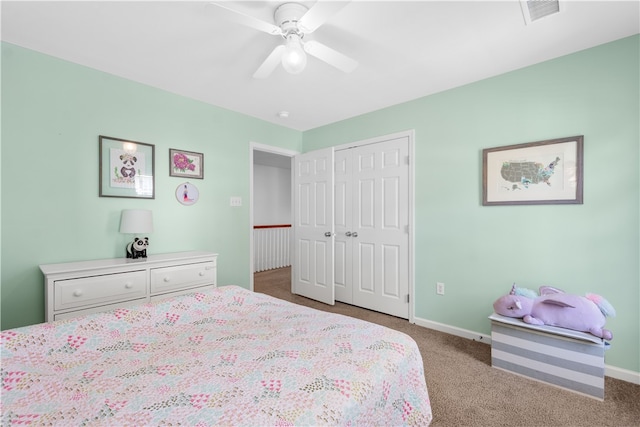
413,317,492,344
413,316,640,385
604,366,640,385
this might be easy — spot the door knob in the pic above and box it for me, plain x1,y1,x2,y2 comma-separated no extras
345,231,352,237
324,231,333,237
352,232,358,238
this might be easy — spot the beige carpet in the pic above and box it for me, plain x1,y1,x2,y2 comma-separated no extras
254,267,640,427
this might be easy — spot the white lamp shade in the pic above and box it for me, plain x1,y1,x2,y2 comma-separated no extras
119,209,154,234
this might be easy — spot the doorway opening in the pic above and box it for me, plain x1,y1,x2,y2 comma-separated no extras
250,130,415,324
249,142,298,291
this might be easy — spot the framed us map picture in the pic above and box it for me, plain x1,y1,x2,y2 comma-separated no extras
482,136,583,206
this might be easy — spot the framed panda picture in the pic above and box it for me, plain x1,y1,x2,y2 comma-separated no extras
99,135,155,199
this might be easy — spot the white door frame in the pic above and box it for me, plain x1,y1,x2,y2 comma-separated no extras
249,130,415,324
249,142,299,291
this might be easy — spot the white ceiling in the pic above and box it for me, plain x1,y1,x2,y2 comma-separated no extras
2,1,638,131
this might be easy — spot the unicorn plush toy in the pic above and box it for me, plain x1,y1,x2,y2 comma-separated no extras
493,284,616,340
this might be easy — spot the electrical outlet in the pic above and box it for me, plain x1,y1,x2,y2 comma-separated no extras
436,282,445,295
230,196,242,207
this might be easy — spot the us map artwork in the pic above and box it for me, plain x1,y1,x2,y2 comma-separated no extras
500,156,560,191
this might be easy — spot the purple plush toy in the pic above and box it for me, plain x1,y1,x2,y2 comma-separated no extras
493,284,616,340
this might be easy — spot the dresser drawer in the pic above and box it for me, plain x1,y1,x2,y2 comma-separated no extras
150,261,216,295
149,284,216,303
54,270,147,311
54,298,147,321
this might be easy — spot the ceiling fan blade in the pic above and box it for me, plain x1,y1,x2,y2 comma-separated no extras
298,1,350,33
253,45,285,79
208,2,281,35
304,40,358,73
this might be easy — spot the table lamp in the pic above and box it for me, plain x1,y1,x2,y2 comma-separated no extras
119,209,154,260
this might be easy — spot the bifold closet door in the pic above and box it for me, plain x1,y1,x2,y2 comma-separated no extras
334,137,410,319
292,148,335,305
334,148,352,304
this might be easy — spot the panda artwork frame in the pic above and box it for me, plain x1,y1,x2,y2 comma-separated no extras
99,135,155,199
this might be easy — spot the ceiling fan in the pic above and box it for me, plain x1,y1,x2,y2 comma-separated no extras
210,1,358,78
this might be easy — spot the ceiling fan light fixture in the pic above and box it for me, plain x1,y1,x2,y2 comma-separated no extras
281,33,307,74
211,1,357,78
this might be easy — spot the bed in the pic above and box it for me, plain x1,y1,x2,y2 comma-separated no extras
1,285,432,426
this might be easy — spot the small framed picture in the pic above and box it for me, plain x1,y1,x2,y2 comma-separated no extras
482,136,583,206
176,182,199,206
99,135,155,199
170,149,204,179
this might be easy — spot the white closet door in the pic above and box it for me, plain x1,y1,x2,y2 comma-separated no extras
334,149,352,303
337,137,410,318
292,148,335,305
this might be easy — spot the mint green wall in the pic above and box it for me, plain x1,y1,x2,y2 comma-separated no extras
303,36,640,373
1,42,301,329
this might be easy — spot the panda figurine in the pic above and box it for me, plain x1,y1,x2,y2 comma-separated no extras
126,237,149,259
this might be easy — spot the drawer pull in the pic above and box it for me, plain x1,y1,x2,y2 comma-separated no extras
124,282,133,289
199,272,205,276
164,277,171,283
73,289,83,297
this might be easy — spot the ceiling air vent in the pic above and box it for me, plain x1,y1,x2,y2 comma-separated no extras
520,0,561,25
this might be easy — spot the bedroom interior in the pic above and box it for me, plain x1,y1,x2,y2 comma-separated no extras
1,0,639,425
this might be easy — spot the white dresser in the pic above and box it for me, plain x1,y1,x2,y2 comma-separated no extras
41,251,217,321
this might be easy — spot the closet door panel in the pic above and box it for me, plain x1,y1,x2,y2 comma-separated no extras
357,178,375,228
382,244,401,297
314,240,330,286
314,180,329,227
382,176,400,229
351,137,410,318
356,242,375,294
293,148,335,305
297,239,310,282
298,182,310,225
357,151,375,172
334,239,348,300
334,150,352,303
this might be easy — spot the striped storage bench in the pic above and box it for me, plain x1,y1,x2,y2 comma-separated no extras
489,313,609,400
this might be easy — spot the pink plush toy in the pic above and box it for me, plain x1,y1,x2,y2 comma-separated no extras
493,284,616,340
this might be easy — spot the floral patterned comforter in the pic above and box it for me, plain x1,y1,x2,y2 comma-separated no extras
1,286,432,426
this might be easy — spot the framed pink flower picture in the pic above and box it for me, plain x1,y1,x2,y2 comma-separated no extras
169,149,203,179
